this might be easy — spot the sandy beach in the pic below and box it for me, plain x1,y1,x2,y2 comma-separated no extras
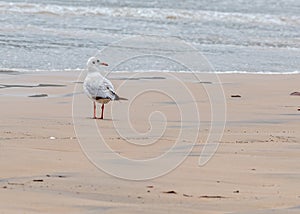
0,71,299,213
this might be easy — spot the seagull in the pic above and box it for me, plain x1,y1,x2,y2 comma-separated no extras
83,57,127,119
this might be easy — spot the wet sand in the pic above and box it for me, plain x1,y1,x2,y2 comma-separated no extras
0,71,299,213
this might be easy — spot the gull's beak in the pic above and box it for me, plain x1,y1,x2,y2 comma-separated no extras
101,62,109,66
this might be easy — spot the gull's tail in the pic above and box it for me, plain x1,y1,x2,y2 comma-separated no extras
115,94,128,101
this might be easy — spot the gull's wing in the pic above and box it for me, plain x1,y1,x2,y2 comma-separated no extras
102,78,119,100
83,72,127,101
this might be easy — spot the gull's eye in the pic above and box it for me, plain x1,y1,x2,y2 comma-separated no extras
92,61,95,64
97,60,100,62
106,86,109,89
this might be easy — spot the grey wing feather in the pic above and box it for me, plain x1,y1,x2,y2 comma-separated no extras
103,78,128,101
103,78,121,100
83,73,127,101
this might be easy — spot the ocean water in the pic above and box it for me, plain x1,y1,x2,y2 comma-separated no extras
0,0,299,73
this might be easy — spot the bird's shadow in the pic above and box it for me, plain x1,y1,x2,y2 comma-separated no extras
86,117,114,121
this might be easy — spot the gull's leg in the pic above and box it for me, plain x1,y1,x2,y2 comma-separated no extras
93,102,97,119
100,104,104,119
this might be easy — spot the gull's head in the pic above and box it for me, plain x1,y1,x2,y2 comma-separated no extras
87,57,109,70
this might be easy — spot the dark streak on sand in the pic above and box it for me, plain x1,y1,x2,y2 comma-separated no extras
28,94,48,98
8,182,24,186
32,179,44,182
290,92,300,96
0,84,66,89
112,77,166,81
0,70,20,75
199,81,213,84
46,174,67,178
183,194,193,197
199,195,226,199
231,94,242,98
162,190,177,194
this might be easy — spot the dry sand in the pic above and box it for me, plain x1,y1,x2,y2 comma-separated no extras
0,71,299,213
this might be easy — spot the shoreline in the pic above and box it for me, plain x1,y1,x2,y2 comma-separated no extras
1,68,300,75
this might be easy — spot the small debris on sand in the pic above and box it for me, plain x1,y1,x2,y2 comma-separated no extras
231,94,241,98
32,179,44,182
199,81,213,84
233,190,240,193
28,94,48,98
183,194,193,197
199,195,225,199
8,182,24,186
162,190,177,194
290,92,300,96
46,174,67,178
